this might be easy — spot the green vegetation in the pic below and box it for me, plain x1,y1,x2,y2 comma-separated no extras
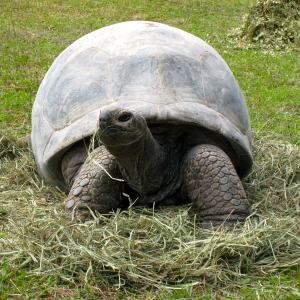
229,0,300,51
1,0,300,298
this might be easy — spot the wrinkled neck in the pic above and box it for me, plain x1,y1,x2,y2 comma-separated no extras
104,127,174,197
104,129,148,159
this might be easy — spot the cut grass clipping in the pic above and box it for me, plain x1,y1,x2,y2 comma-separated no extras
229,0,300,51
0,132,300,288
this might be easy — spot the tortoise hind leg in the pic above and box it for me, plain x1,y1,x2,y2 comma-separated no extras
181,144,251,229
63,145,125,221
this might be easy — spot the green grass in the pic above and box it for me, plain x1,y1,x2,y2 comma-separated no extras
1,0,300,298
228,50,300,144
1,264,300,299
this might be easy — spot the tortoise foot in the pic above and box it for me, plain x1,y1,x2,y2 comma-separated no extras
182,144,251,229
64,146,124,221
201,214,248,229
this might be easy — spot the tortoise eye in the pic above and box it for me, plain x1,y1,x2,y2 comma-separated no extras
118,113,131,122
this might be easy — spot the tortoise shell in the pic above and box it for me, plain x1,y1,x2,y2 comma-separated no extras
32,21,252,190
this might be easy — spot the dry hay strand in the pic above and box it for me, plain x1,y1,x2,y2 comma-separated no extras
0,131,300,288
228,0,300,52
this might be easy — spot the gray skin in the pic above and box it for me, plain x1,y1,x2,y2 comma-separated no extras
63,107,251,228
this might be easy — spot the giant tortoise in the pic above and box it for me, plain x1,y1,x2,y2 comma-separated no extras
32,21,252,228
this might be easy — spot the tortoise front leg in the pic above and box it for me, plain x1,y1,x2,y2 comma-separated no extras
181,144,251,229
63,145,125,221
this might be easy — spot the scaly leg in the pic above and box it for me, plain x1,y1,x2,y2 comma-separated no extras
181,144,251,229
64,145,124,221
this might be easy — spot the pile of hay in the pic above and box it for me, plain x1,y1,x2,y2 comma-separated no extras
0,132,300,289
229,0,300,51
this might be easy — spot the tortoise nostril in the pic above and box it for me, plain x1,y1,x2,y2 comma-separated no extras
118,113,131,122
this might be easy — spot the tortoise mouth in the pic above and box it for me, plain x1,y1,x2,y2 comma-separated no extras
100,124,136,134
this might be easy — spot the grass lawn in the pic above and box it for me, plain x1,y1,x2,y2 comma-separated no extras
1,0,300,299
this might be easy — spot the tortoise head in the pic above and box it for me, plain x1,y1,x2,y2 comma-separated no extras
98,108,148,150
